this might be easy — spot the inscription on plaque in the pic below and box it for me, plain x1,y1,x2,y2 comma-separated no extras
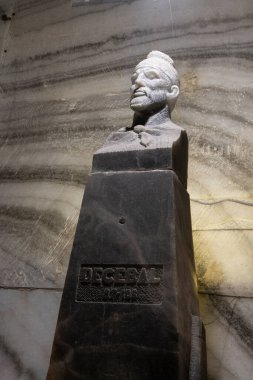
76,265,164,304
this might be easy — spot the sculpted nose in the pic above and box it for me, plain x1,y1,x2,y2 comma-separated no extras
135,73,145,87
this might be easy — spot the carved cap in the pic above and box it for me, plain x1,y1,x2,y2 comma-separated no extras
136,51,179,87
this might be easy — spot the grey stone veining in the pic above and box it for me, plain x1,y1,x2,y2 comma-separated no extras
0,0,252,288
0,0,252,379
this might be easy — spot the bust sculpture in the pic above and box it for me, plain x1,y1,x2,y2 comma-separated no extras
93,50,188,187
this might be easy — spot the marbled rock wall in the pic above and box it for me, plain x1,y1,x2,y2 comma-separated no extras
0,0,252,379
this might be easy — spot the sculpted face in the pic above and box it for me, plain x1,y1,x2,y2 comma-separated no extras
130,65,170,113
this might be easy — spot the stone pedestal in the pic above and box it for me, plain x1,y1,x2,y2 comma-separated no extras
46,158,207,379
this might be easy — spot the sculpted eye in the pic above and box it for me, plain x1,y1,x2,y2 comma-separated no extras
145,70,159,79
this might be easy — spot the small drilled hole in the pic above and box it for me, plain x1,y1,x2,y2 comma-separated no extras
119,217,126,224
12,13,15,16
4,49,7,53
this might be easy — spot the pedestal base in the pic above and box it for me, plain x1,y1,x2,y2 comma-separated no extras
46,170,206,380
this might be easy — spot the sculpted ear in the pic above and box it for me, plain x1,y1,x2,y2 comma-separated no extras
166,85,179,102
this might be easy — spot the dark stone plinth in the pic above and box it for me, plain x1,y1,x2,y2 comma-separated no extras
92,126,188,188
46,170,206,380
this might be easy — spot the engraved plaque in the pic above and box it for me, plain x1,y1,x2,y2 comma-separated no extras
76,264,164,304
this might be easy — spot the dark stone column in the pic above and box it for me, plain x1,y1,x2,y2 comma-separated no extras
46,136,207,379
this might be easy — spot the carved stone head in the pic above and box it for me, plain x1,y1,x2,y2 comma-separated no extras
130,51,180,115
